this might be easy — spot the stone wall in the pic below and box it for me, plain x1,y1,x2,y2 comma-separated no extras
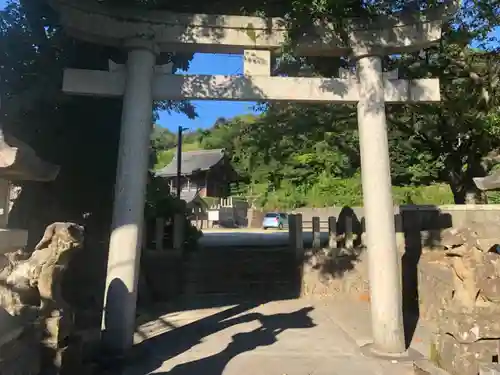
293,204,500,248
294,204,500,228
301,247,370,300
415,224,500,375
417,253,454,323
184,247,301,298
141,250,184,302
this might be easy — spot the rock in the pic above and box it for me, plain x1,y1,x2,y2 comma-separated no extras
440,310,500,344
476,238,500,253
475,253,499,281
445,243,472,257
450,254,479,310
44,313,73,347
441,228,465,248
436,332,498,375
478,277,500,303
0,276,37,318
441,226,499,253
460,227,481,248
1,222,84,316
424,224,500,375
0,222,84,375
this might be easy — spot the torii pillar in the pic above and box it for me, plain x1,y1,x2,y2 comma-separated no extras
100,38,158,355
354,50,405,354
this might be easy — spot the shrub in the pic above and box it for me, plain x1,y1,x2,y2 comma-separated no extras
248,175,455,209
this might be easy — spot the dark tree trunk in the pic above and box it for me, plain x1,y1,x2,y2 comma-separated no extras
450,182,487,204
448,158,488,204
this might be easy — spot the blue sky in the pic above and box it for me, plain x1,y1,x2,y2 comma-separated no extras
159,53,257,132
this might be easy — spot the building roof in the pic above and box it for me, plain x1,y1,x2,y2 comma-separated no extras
155,149,225,178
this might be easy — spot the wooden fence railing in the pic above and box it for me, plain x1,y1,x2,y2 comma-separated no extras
143,214,184,252
288,214,360,252
146,213,360,251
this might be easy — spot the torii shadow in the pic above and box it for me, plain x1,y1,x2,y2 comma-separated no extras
123,304,315,375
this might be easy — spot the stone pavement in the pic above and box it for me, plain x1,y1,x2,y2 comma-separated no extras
123,298,430,375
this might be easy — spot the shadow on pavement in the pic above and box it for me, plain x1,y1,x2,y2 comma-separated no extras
121,303,315,375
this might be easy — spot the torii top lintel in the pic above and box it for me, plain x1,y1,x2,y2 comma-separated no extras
50,0,460,57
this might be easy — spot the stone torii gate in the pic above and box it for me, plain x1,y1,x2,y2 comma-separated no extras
50,0,458,359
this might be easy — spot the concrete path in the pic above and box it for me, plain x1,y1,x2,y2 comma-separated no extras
199,230,329,247
126,298,422,375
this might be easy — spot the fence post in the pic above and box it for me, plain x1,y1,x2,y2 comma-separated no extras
173,214,184,251
312,216,321,249
328,216,337,249
195,207,199,229
155,218,164,251
345,215,354,250
360,217,366,246
289,214,303,259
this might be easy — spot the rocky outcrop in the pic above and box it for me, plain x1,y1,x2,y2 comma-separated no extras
427,224,500,375
0,222,84,375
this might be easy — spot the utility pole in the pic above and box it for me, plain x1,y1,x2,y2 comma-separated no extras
176,125,183,197
176,126,188,197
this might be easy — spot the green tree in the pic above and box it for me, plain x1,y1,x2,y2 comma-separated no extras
151,126,177,151
387,31,500,203
0,0,197,307
1,0,197,240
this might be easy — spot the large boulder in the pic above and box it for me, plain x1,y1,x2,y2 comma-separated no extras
0,222,85,375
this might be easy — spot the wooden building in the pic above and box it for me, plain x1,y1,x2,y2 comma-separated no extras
155,149,238,198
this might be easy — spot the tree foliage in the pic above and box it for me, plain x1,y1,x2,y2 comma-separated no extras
189,0,500,207
0,0,199,306
2,0,500,227
0,0,197,243
155,0,500,207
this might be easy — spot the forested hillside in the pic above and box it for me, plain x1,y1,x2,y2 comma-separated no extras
152,99,500,209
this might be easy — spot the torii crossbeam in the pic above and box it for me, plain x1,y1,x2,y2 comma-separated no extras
63,67,440,103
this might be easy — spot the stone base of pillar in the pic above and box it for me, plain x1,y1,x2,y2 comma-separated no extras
360,343,422,362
